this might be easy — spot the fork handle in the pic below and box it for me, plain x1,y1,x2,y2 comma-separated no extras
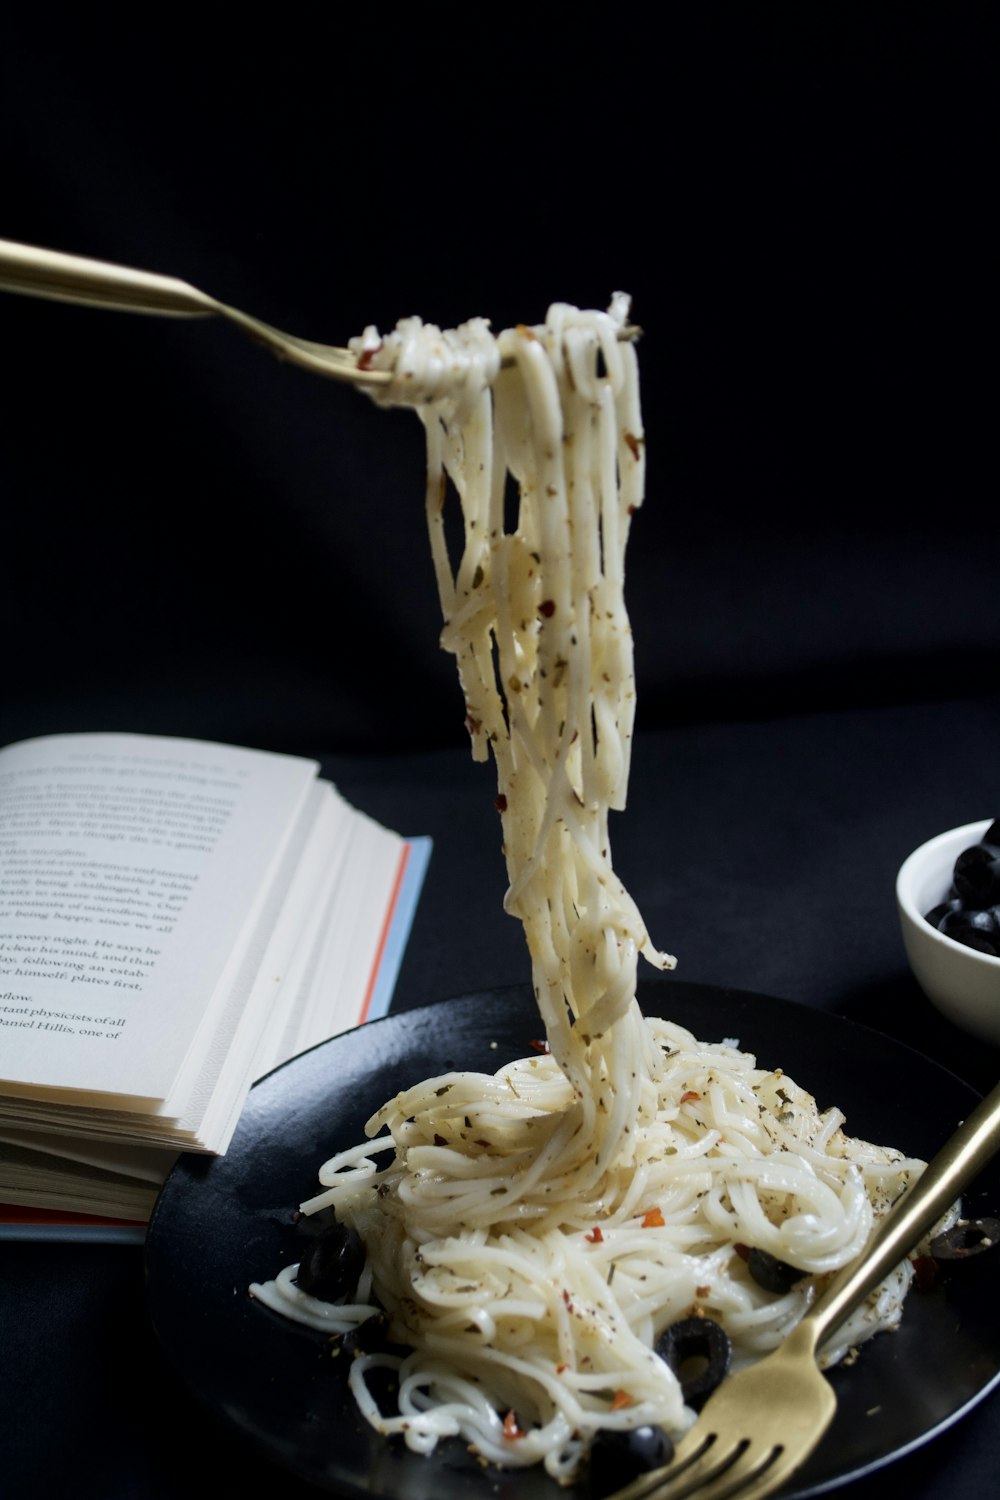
0,237,218,318
806,1077,1000,1352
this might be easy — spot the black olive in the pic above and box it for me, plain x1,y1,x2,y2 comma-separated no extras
747,1248,805,1295
928,1217,1000,1259
295,1219,366,1302
924,897,963,930
922,826,1000,948
332,1311,399,1357
655,1318,732,1409
953,844,1000,907
294,1204,339,1237
938,905,1000,957
588,1424,674,1494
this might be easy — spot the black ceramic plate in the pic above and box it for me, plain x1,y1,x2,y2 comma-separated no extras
146,982,1000,1498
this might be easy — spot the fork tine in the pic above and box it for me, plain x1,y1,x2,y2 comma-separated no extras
611,1433,786,1500
670,1443,784,1500
612,1434,715,1500
612,1435,748,1500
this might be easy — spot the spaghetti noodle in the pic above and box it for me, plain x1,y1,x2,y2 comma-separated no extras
251,300,924,1480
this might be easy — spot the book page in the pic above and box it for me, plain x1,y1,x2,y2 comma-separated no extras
288,811,410,1055
165,781,355,1150
0,733,318,1099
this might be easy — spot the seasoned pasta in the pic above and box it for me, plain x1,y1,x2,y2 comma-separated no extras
251,300,923,1480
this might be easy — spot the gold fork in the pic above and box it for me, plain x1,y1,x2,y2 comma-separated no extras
611,1077,1000,1500
0,236,391,386
0,237,640,387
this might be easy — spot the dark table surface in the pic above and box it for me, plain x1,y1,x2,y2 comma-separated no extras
4,705,999,1500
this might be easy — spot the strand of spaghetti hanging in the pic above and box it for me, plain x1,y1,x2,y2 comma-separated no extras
349,296,677,1205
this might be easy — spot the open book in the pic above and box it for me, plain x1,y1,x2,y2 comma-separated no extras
0,733,430,1229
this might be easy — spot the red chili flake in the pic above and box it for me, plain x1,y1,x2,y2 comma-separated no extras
562,1289,574,1312
609,1390,633,1411
465,713,482,737
680,1091,701,1104
503,1410,525,1440
556,1362,570,1375
529,1038,550,1054
357,343,383,371
733,1243,751,1262
495,793,508,812
539,599,556,618
624,431,642,461
910,1255,939,1292
641,1207,665,1229
585,1226,604,1244
695,1285,710,1297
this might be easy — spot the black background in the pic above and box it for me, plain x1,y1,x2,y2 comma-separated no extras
1,7,994,756
1,8,998,1500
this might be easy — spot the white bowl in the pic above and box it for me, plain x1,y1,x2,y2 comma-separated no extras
897,819,1000,1046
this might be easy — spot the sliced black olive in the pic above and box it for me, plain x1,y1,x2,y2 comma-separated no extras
953,844,1000,907
295,1219,366,1301
330,1310,402,1358
588,1424,674,1493
747,1248,805,1295
655,1317,732,1409
929,1217,1000,1259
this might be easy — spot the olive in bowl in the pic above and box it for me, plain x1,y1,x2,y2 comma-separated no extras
897,820,1000,1046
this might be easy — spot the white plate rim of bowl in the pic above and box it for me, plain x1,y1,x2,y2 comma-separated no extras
897,818,1000,1045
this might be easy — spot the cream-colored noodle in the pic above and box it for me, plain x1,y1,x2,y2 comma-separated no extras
251,301,924,1479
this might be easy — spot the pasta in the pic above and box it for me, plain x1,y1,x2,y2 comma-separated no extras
251,299,924,1481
